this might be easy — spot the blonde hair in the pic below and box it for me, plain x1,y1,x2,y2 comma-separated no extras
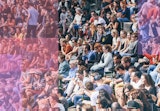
111,29,119,37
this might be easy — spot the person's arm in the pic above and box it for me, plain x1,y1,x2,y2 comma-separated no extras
96,53,111,68
115,78,123,84
112,22,119,29
113,39,120,51
120,39,129,52
27,10,31,25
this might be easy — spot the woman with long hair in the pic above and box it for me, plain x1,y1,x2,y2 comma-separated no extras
141,74,156,95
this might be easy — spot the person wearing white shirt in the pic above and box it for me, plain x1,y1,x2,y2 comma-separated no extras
67,8,82,33
93,13,106,26
130,71,142,89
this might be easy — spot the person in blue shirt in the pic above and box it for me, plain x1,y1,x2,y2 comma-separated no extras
26,2,39,38
62,60,78,82
58,54,70,78
82,44,96,66
114,64,131,84
117,1,130,22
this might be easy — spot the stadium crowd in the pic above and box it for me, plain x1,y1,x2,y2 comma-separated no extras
0,0,160,111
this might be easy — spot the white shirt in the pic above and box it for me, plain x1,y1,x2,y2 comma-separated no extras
94,17,106,26
112,37,121,47
74,14,82,25
91,91,99,106
130,80,142,89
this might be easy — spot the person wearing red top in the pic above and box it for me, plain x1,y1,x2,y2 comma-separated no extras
143,39,160,65
60,39,73,55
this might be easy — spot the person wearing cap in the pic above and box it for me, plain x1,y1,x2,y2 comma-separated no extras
126,100,141,111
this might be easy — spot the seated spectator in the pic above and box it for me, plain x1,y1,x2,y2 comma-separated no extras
93,43,103,63
111,29,121,53
56,88,69,110
121,56,132,70
58,54,70,78
91,45,113,75
96,96,112,110
117,1,130,22
82,44,96,65
141,74,156,95
62,60,78,82
65,70,90,100
118,30,129,53
129,89,151,111
67,8,82,34
114,64,131,84
94,75,112,95
120,33,138,57
130,71,142,89
93,13,106,26
113,54,122,69
60,38,73,55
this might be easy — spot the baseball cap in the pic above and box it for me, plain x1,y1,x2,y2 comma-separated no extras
127,100,141,109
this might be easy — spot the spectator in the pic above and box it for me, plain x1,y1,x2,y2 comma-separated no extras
58,54,70,78
91,45,113,75
130,71,142,89
26,2,39,38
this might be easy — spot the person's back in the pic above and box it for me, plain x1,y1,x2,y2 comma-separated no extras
28,6,39,25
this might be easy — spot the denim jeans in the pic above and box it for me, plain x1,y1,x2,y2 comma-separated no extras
147,65,157,74
117,17,130,22
73,94,90,106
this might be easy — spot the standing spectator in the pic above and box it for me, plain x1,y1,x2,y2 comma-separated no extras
26,2,39,38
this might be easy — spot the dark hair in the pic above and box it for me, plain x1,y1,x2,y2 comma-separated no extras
115,64,125,71
99,89,112,102
113,54,122,60
76,70,83,75
93,12,98,17
59,54,65,61
128,66,137,72
103,45,112,52
85,82,94,90
121,56,131,63
141,74,155,87
58,88,64,96
98,97,110,108
134,71,141,78
84,44,91,51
